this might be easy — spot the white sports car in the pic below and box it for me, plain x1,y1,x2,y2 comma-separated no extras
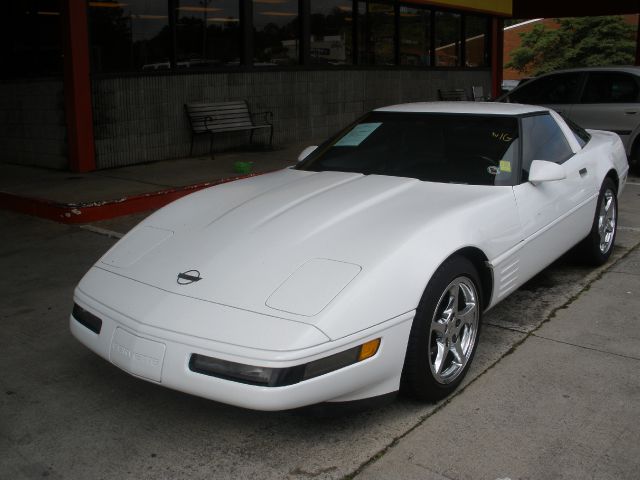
71,102,629,411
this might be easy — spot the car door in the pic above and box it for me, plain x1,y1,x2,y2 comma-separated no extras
506,72,585,117
568,71,640,152
511,112,598,282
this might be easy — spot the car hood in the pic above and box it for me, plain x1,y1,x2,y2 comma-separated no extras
97,169,513,327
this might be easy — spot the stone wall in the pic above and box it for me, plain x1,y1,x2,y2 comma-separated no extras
0,78,67,169
93,69,491,169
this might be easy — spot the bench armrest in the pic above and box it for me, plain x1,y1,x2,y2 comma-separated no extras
251,111,273,125
204,115,215,131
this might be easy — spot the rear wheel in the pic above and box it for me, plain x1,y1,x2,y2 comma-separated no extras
401,256,482,401
630,139,639,175
578,178,617,266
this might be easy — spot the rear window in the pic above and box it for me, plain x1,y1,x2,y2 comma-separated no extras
509,72,582,105
562,116,591,147
581,72,640,103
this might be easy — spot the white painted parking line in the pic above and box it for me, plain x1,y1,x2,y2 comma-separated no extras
79,225,124,239
619,226,640,232
626,182,640,186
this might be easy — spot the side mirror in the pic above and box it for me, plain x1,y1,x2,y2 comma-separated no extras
528,160,566,185
298,146,318,162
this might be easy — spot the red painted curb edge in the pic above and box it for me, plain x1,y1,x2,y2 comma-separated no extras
0,173,260,225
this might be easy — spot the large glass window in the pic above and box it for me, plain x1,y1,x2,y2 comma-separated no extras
464,15,488,67
82,1,491,74
175,1,241,69
89,0,171,72
310,1,353,65
434,11,460,67
3,0,63,78
399,6,431,66
357,1,395,66
253,0,299,66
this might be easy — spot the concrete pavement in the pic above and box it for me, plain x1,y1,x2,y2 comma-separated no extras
1,178,639,480
355,245,640,480
0,146,302,204
0,145,302,224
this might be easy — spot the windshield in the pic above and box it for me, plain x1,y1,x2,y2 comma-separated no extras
297,112,520,186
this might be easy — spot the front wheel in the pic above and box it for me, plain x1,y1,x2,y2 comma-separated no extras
401,256,482,401
578,178,618,266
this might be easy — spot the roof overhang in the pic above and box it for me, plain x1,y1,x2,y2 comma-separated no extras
404,1,639,18
405,0,512,17
512,1,639,18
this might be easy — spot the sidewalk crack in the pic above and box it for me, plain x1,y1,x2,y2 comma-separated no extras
531,333,640,362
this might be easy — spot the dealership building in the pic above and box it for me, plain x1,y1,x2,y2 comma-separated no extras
2,1,639,172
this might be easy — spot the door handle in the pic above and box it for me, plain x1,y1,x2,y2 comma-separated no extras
624,110,637,115
579,168,588,176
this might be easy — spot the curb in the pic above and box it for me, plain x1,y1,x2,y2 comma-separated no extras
0,173,259,225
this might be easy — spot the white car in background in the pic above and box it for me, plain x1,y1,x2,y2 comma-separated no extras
71,102,628,411
499,66,640,170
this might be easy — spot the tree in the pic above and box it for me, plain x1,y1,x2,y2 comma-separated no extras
506,16,636,76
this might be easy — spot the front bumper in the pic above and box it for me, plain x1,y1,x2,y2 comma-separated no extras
71,271,413,411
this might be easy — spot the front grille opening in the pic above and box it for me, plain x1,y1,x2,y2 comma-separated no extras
72,304,103,334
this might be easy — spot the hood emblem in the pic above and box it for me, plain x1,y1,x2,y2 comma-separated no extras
177,270,203,285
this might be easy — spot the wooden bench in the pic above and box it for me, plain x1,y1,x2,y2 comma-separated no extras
185,100,273,157
437,89,468,101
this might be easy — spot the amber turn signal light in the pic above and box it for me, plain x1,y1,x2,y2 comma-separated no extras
358,338,381,361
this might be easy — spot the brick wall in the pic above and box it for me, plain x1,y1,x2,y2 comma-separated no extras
0,78,67,169
93,69,490,169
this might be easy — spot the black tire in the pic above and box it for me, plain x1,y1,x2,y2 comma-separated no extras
578,178,618,266
401,255,482,401
630,139,640,176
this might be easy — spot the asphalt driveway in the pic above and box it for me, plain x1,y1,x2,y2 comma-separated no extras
1,178,640,480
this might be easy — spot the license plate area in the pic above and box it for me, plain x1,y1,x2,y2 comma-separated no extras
110,328,166,382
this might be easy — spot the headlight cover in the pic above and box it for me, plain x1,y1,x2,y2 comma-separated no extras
189,338,381,387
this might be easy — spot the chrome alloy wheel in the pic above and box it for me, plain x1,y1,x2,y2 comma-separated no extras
428,277,479,384
598,189,617,254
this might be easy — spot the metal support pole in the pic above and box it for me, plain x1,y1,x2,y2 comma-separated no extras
241,0,253,67
490,17,504,100
635,13,640,66
301,0,310,65
61,0,96,172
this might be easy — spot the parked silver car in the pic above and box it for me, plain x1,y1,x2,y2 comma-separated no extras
499,67,640,169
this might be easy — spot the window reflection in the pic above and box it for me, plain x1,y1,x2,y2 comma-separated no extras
89,0,170,72
310,1,353,65
464,15,489,67
253,0,299,66
435,11,460,67
4,0,63,77
399,6,431,66
82,0,490,74
175,0,240,69
357,1,395,66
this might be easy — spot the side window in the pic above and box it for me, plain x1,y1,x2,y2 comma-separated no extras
521,114,573,182
562,116,591,148
509,73,582,105
581,72,640,103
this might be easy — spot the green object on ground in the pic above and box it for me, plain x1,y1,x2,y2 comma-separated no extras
233,161,254,174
